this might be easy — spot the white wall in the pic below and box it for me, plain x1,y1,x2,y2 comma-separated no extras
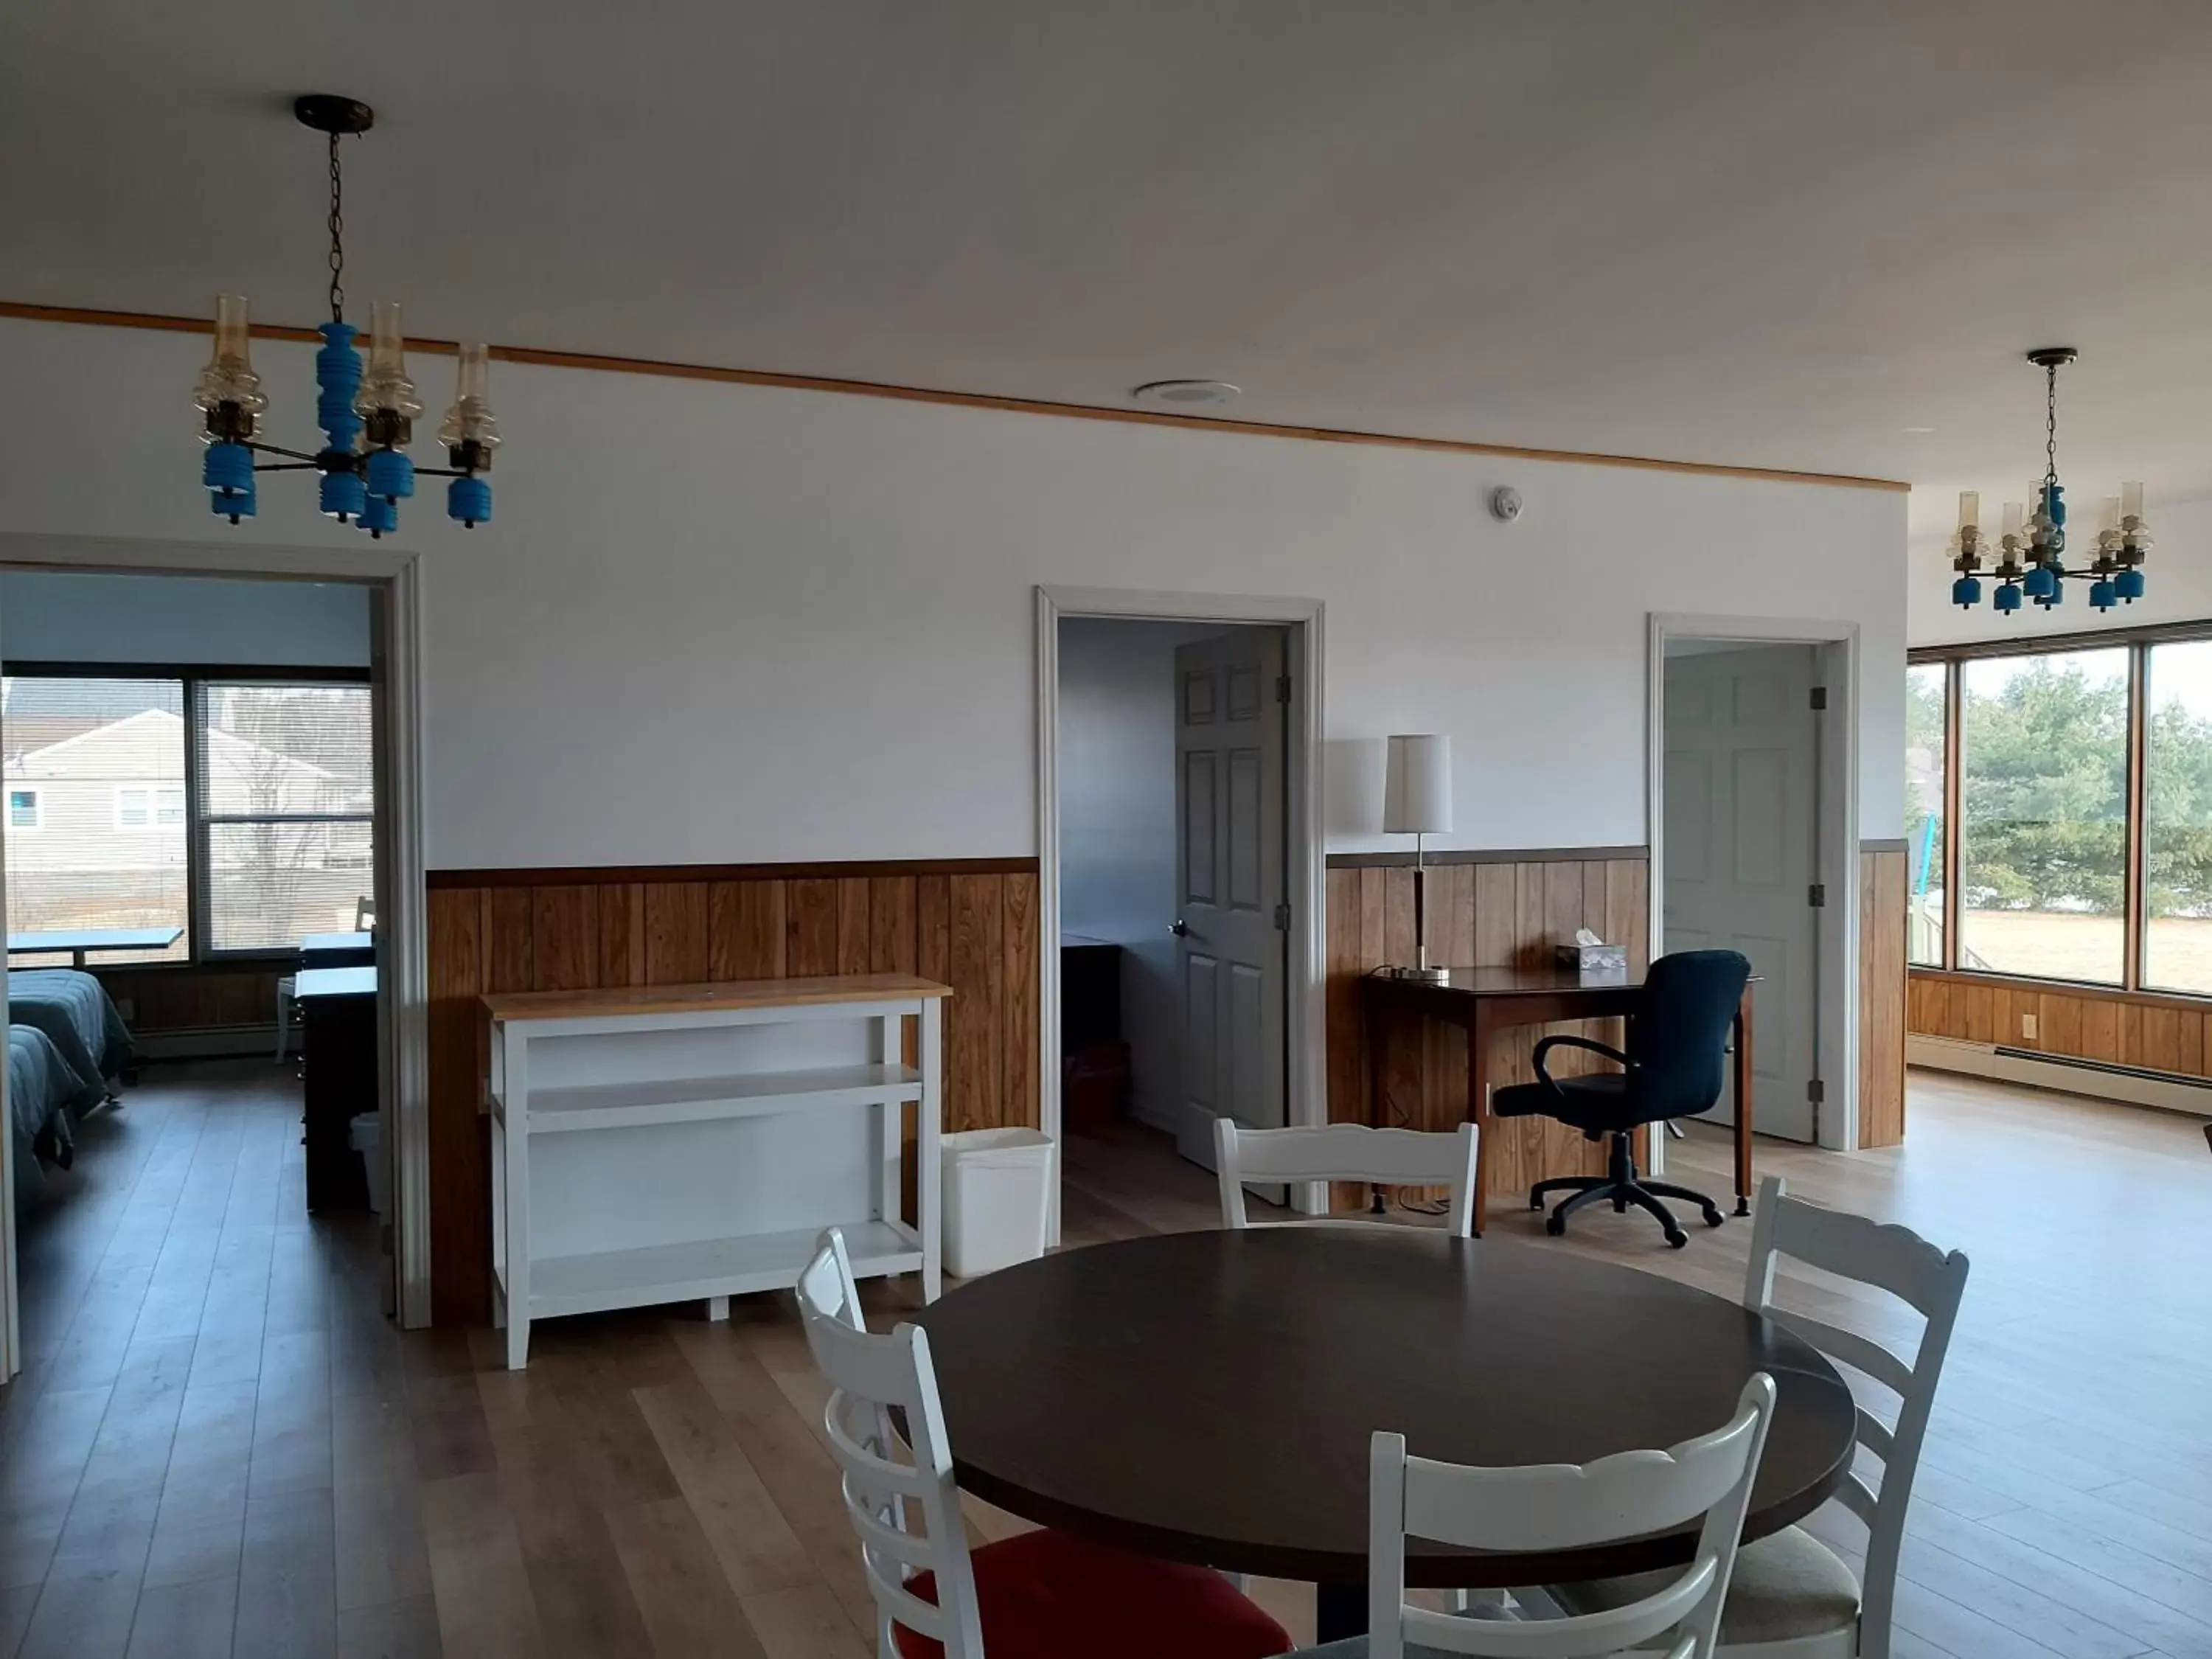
1908,493,2212,647
1057,617,1237,1128
0,318,1908,867
0,568,371,667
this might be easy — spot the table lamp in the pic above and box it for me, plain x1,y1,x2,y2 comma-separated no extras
1383,734,1452,981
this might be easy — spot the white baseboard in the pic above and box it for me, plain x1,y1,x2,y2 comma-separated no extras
133,1023,280,1062
1907,1034,2212,1118
1124,1089,1178,1138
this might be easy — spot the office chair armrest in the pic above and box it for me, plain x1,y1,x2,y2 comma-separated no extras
1531,1034,1632,1092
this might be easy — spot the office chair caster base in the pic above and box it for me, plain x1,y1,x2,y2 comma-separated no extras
1665,1229,1688,1249
1545,1213,1565,1237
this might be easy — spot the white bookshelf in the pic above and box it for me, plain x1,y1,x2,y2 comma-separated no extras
484,974,949,1368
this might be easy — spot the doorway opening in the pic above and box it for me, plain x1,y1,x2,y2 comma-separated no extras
1649,615,1861,1151
1037,588,1326,1242
0,543,426,1383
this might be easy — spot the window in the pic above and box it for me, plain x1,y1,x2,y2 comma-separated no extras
1911,625,2212,996
1956,649,2128,984
198,682,375,953
115,785,185,830
1904,664,1945,966
2143,640,2212,992
1,672,373,965
2,677,189,963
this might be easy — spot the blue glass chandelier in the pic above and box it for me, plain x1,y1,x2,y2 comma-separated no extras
194,96,499,538
1950,348,2149,613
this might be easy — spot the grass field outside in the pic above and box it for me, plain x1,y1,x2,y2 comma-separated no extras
1954,908,2212,994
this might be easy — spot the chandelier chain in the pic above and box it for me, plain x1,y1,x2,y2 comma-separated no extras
327,132,346,325
2044,359,2059,491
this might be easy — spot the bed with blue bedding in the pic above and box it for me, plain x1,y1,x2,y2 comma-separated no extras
10,1023,80,1200
7,970,133,1106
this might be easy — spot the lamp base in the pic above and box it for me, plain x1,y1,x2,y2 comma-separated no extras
1388,964,1448,983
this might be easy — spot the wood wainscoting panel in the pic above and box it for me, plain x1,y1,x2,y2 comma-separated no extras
1858,845,1907,1149
423,860,1040,1327
1322,855,1649,1205
1910,967,2212,1081
92,964,282,1032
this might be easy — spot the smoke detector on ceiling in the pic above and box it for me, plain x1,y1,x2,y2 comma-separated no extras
1131,380,1242,407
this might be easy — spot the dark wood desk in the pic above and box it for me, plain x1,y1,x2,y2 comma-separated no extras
912,1228,1853,1644
1360,965,1754,1234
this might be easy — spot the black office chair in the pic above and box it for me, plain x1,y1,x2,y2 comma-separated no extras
1491,948,1750,1248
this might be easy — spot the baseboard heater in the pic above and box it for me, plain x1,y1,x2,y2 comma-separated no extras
1907,1032,2212,1119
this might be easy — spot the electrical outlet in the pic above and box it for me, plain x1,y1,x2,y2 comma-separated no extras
2021,1012,2038,1040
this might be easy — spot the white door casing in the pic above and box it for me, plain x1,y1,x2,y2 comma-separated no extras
1662,644,1821,1142
1173,630,1289,1170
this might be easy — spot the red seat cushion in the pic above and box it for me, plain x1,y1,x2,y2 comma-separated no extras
891,1527,1291,1659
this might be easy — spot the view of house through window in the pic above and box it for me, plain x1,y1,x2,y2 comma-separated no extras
200,682,375,951
1,677,189,964
1905,662,1945,967
1,674,374,962
1956,649,2129,984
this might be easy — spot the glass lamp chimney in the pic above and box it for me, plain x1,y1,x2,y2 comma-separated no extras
437,343,501,462
193,294,267,435
353,302,424,425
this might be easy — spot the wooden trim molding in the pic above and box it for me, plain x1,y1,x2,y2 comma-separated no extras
1857,838,1910,854
1326,845,1647,870
1910,964,2212,1015
1,300,1910,494
428,855,1037,889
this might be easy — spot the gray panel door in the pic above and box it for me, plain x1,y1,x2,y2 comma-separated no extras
1661,644,1820,1142
1173,630,1288,1170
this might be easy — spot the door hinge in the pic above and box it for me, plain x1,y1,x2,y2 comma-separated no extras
1273,901,1293,930
1806,1077,1825,1105
1809,686,1829,711
1275,674,1291,704
1807,883,1826,908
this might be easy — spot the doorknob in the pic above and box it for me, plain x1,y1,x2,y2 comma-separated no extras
1170,919,1190,937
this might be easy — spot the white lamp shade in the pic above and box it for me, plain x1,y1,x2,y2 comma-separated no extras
1382,734,1453,835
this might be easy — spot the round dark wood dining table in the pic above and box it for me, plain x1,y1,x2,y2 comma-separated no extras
909,1225,1857,1645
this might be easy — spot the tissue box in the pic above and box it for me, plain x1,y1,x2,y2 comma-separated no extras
1556,942,1628,976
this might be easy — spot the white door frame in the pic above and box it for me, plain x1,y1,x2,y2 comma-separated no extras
0,531,434,1376
1037,586,1326,1231
1648,612,1862,1152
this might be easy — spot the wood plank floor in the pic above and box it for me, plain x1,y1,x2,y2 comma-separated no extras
1,1061,2208,1658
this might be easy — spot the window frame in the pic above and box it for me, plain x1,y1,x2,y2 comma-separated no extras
1909,616,2212,998
3,661,372,969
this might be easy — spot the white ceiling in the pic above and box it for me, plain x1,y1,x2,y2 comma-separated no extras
6,1,2211,549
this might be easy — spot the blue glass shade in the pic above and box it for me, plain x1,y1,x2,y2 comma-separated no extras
2022,564,2055,599
2116,568,2146,602
357,493,397,538
2089,578,2117,611
1952,575,1983,608
448,475,491,526
364,447,414,502
1994,582,2023,613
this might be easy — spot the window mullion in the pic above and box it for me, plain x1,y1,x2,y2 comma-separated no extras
1943,659,1962,973
2124,641,2147,993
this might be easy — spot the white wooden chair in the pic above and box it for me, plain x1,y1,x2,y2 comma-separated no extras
1214,1119,1479,1237
1298,1372,1777,1658
1542,1178,1969,1658
794,1230,1290,1659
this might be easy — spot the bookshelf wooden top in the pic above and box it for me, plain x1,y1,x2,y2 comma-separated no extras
482,974,953,1023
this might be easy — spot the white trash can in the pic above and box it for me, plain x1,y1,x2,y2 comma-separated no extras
348,1113,389,1217
941,1127,1054,1279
